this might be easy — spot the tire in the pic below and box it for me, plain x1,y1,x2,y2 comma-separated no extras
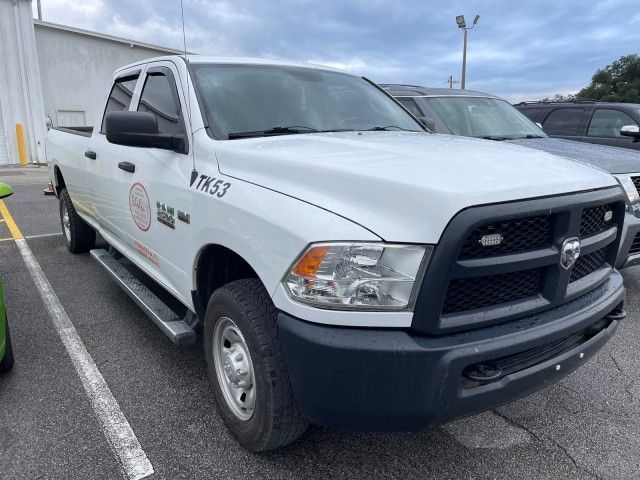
204,278,308,451
59,188,95,254
0,314,14,372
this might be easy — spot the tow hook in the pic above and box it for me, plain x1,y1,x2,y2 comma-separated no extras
606,307,626,322
462,363,503,382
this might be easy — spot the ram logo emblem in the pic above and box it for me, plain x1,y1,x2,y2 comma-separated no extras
560,237,581,270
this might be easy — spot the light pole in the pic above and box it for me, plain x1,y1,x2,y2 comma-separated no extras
456,14,479,90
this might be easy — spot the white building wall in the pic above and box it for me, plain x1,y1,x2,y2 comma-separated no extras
34,21,180,129
0,0,181,165
0,0,46,164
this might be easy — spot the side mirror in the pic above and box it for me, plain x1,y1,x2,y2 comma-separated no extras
104,111,187,154
535,122,543,129
620,124,640,142
0,182,14,200
417,116,436,131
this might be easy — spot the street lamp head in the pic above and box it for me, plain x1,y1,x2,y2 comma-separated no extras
456,15,466,28
473,15,480,25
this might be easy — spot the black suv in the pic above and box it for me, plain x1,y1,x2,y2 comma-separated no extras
514,101,640,151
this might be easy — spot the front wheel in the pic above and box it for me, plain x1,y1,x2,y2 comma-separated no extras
204,278,308,451
0,313,14,372
59,188,95,254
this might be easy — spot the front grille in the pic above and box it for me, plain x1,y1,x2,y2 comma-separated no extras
415,189,626,334
631,176,640,195
630,233,640,255
442,268,544,314
580,204,614,237
460,215,551,259
569,247,606,282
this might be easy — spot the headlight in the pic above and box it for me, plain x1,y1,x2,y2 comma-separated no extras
615,175,640,217
284,243,430,310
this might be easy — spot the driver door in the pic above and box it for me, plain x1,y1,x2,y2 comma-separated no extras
111,61,195,302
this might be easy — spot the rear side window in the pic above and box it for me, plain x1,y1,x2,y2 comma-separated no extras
587,109,637,137
396,97,423,117
101,75,139,133
518,107,542,121
542,108,585,136
137,71,183,135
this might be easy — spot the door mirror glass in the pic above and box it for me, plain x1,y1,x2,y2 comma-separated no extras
0,182,14,200
620,124,640,141
417,116,436,131
104,111,187,153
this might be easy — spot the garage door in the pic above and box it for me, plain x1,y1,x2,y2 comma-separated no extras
0,102,8,165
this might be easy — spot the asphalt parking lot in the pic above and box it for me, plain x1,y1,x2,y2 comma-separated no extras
1,166,639,480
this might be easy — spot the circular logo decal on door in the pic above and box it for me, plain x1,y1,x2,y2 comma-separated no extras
129,183,151,232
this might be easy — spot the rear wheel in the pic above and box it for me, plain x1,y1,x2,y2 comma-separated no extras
204,278,308,451
59,188,95,254
0,313,14,372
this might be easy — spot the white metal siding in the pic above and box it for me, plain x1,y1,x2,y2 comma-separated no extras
0,102,8,165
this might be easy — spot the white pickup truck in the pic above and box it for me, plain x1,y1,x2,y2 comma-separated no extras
47,56,627,451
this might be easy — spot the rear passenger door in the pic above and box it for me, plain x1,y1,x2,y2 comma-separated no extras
540,107,587,142
582,108,640,150
85,70,142,233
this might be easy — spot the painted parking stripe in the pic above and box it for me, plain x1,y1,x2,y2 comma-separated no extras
0,200,24,240
24,232,63,239
1,203,154,479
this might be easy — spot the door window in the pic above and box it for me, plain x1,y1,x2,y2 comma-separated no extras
137,71,184,135
101,74,139,133
587,109,637,138
542,108,585,136
396,97,423,117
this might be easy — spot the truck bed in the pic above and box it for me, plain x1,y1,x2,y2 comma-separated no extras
52,126,94,138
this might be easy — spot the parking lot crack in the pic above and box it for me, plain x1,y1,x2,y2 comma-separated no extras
493,410,603,480
609,351,624,374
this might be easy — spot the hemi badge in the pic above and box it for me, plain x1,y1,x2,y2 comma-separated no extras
479,233,504,247
604,210,613,222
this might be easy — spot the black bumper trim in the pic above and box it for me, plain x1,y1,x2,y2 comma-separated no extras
277,272,624,431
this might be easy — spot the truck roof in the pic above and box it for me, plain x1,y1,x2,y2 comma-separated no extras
115,55,346,75
380,84,497,98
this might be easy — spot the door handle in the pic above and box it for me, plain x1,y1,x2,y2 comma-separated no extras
118,161,135,173
85,150,97,160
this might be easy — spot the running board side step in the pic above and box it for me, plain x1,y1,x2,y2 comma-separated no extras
90,249,196,346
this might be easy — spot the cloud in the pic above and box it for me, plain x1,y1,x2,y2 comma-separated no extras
33,0,640,101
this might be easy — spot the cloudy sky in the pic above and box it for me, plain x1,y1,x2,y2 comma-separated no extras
34,0,640,101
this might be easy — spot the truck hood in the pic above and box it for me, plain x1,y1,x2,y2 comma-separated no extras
215,132,618,243
507,137,640,174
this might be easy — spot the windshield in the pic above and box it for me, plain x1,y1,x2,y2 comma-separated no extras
427,96,547,139
191,64,423,139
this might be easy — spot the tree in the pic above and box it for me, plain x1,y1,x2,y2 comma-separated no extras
540,93,576,102
576,54,640,102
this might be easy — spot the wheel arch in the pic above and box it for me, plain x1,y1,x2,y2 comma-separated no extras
53,165,66,197
192,243,262,320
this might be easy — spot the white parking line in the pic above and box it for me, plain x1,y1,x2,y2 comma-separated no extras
15,238,154,480
24,232,63,239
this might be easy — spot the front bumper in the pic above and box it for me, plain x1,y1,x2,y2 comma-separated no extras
278,271,625,431
617,211,640,268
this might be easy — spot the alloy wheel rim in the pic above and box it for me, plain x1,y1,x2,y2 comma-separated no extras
212,317,256,421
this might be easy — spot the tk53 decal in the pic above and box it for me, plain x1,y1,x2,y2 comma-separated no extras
190,170,230,198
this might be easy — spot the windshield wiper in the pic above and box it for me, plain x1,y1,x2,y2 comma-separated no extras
228,126,319,139
365,126,419,132
482,135,509,141
520,134,544,139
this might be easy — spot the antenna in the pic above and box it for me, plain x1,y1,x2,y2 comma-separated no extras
179,0,196,172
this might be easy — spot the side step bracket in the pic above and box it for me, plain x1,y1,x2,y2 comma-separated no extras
90,249,197,346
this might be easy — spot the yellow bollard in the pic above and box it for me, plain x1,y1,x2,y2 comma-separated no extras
15,123,28,166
